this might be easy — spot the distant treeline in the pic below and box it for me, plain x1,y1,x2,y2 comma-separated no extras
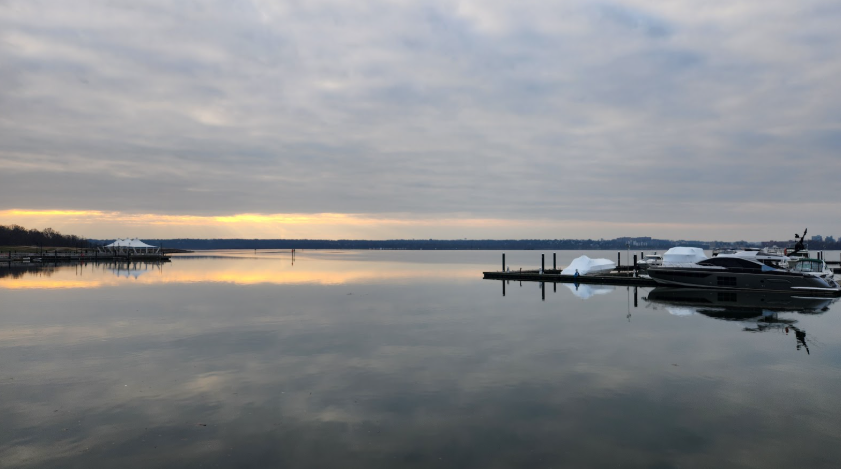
93,238,702,251
1,225,94,248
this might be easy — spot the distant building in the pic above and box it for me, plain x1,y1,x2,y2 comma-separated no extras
811,235,823,242
826,235,836,243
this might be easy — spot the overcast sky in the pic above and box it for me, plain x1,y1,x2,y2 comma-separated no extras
1,0,840,240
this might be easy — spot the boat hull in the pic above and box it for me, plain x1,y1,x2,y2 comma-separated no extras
647,267,840,294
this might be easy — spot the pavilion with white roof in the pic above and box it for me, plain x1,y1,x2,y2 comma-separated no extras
101,238,160,254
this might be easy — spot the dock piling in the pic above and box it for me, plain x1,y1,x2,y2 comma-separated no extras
502,253,506,272
553,253,556,271
633,254,637,277
541,254,545,273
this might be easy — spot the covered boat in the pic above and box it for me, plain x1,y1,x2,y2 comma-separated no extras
561,255,616,276
662,247,708,265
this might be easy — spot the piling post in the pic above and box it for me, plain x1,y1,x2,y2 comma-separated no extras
633,254,637,277
617,252,621,268
553,253,556,271
502,253,506,272
541,254,545,273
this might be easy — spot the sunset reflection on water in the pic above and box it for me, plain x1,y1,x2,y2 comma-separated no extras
0,250,479,290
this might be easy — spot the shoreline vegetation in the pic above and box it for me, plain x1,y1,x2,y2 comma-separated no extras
1,224,93,249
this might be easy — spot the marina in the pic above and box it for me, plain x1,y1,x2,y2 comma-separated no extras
483,250,841,296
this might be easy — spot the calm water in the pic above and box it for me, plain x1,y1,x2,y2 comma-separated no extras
2,250,841,468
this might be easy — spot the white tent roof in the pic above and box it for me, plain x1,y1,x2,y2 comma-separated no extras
105,238,157,248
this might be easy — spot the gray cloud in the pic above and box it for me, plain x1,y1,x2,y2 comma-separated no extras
1,0,840,237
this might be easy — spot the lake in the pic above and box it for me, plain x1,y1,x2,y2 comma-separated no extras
2,250,841,468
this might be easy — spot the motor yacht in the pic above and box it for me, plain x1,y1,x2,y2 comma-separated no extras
647,255,840,294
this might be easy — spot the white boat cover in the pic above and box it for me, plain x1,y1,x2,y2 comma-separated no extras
662,247,707,265
561,255,616,275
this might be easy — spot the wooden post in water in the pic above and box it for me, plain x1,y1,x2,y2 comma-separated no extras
553,253,556,271
617,252,621,268
502,253,506,271
633,254,637,277
541,254,545,273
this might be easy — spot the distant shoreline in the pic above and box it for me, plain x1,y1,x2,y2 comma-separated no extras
86,238,841,251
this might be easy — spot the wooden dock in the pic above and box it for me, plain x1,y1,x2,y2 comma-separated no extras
483,270,658,287
2,251,170,263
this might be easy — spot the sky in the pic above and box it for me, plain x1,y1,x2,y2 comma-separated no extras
1,0,840,241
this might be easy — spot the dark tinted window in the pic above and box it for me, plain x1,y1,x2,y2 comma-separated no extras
697,257,761,270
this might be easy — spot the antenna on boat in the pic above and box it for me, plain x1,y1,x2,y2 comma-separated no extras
793,228,808,254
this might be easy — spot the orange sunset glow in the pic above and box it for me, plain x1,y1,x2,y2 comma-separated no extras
0,209,762,240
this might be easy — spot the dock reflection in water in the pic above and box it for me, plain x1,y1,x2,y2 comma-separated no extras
645,287,837,354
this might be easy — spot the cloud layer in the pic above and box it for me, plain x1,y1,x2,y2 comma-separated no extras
2,0,840,239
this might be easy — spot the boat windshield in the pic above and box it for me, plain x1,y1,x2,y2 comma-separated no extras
697,257,762,270
792,259,825,273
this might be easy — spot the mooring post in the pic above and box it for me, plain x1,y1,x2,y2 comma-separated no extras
553,253,556,271
502,253,506,271
617,252,621,268
633,254,637,277
541,254,545,273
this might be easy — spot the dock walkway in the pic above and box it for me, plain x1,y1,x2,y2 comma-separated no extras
483,270,658,287
3,251,170,263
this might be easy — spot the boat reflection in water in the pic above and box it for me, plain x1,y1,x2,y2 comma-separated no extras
564,282,615,299
644,288,838,354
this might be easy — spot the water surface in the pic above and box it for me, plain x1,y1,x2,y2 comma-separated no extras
2,250,840,468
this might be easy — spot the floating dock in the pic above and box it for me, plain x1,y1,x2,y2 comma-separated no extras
483,269,657,286
2,252,170,263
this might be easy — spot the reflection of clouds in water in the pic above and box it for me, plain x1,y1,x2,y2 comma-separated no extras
0,256,477,289
3,262,841,466
563,283,615,299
